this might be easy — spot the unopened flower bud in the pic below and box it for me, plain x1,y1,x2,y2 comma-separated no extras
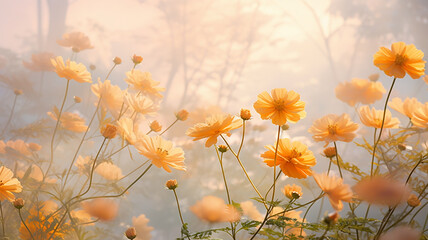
28,143,42,151
150,121,162,132
407,194,421,207
14,89,23,95
89,64,96,71
397,143,407,151
73,96,82,103
323,147,337,158
101,124,117,139
125,227,137,240
240,108,251,120
291,192,301,199
166,179,178,190
113,57,122,65
218,145,228,153
323,212,339,225
176,109,189,121
132,54,143,65
281,124,289,131
368,73,379,82
72,47,81,53
13,198,25,209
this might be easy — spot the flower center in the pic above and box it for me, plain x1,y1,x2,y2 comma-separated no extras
156,148,169,158
289,148,302,159
327,124,338,135
273,99,285,111
394,54,407,66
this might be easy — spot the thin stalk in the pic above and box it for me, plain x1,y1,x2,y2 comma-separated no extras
160,118,179,135
172,189,191,240
333,142,343,178
0,94,18,136
19,209,35,240
0,201,4,237
237,120,246,156
370,77,397,176
45,79,70,180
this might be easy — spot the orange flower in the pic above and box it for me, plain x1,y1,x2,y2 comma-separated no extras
0,166,22,201
95,162,123,180
389,97,423,119
313,173,353,211
81,199,118,221
308,114,359,146
335,78,386,107
125,70,165,99
358,105,400,129
373,42,425,79
1,139,32,156
186,114,242,147
353,176,410,206
190,196,241,223
47,106,88,132
91,79,124,118
116,117,138,145
125,92,158,116
240,201,263,221
261,138,316,179
253,88,306,126
411,103,428,128
51,56,92,83
57,31,93,52
23,52,55,72
135,135,186,172
70,210,94,226
282,184,303,199
132,214,154,240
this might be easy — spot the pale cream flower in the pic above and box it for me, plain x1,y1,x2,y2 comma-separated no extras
133,214,154,240
57,31,94,52
125,70,165,99
75,155,91,175
47,106,88,132
23,52,55,72
389,97,423,119
51,56,92,83
91,79,124,119
335,78,386,107
70,210,94,225
17,165,56,184
81,199,118,221
95,162,123,181
2,140,32,156
116,117,137,145
358,105,400,129
411,103,428,128
240,201,263,221
125,92,158,116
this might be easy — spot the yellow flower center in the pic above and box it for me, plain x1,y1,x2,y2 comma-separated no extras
273,99,285,111
156,148,169,158
394,54,407,66
327,124,338,135
289,148,302,159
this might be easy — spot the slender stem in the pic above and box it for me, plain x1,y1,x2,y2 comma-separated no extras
46,79,70,180
264,172,282,201
160,118,179,135
19,209,35,240
319,225,330,240
0,94,18,136
300,192,321,236
333,142,343,178
237,120,246,156
220,135,267,209
216,150,231,204
173,189,191,240
105,64,117,80
327,158,332,175
0,201,4,237
370,77,397,176
118,160,150,181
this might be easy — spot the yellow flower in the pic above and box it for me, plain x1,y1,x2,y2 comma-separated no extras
136,135,186,172
125,70,165,99
186,114,242,147
373,42,425,79
308,114,359,146
253,88,306,126
313,173,353,211
149,120,162,133
57,31,93,52
282,184,303,199
389,97,423,119
261,138,316,179
0,166,22,201
190,196,241,223
91,79,124,118
95,162,123,180
50,56,92,83
23,52,55,72
125,92,158,116
335,78,386,107
116,117,138,145
47,106,88,132
353,176,410,207
358,105,400,129
411,103,428,128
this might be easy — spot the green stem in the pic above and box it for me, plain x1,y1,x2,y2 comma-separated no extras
333,142,343,178
370,77,397,177
19,209,35,240
237,120,246,156
172,189,191,240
